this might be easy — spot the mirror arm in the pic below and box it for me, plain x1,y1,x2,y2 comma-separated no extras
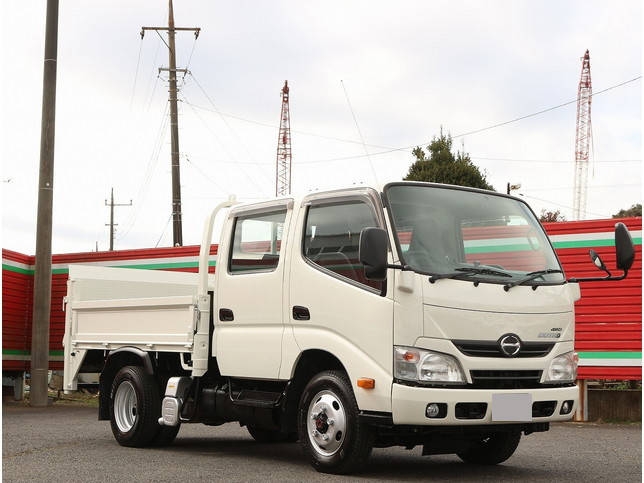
568,270,627,283
388,264,411,271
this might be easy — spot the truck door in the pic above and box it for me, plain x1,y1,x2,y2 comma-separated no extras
287,190,394,411
215,201,292,379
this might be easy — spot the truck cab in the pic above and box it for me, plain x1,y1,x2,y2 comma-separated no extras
63,181,636,474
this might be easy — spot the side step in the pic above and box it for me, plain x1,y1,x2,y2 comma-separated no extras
231,389,283,408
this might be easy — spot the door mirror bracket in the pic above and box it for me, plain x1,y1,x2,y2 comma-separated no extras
568,223,635,283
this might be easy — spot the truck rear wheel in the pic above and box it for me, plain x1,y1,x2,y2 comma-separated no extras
457,430,521,465
109,365,161,447
152,424,181,446
297,370,374,474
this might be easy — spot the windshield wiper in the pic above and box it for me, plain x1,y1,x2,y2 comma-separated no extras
429,266,512,283
503,269,564,291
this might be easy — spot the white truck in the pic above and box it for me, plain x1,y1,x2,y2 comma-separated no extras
63,181,635,474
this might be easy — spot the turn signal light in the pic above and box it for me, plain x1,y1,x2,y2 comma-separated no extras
357,378,375,389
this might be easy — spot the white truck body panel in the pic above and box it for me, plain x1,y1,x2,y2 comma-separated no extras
214,200,294,379
63,265,203,390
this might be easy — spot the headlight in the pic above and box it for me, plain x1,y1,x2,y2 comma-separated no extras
545,352,578,383
394,346,466,384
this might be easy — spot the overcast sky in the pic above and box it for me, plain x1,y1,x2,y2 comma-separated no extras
1,0,641,254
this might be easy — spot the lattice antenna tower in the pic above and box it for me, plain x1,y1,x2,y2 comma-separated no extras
275,80,292,196
573,50,592,220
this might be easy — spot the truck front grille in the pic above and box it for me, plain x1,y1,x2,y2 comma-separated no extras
452,340,554,358
469,370,543,389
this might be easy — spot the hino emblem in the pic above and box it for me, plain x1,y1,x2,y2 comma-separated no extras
499,334,521,357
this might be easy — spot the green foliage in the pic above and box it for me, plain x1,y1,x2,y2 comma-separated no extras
540,209,566,223
613,204,642,218
404,131,494,191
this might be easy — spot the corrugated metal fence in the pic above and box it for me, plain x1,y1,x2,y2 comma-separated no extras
2,217,641,379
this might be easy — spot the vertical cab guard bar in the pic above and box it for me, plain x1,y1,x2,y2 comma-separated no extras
197,195,238,298
193,195,238,377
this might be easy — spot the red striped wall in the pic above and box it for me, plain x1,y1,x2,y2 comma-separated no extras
3,218,641,379
543,218,642,380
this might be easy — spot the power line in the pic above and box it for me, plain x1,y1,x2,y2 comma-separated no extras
186,73,271,194
184,36,198,72
129,38,144,110
181,75,641,165
340,80,377,183
519,193,610,219
300,75,642,164
471,156,640,164
181,99,395,149
182,92,273,189
155,213,173,248
522,183,641,191
183,154,227,193
117,101,170,240
144,38,163,112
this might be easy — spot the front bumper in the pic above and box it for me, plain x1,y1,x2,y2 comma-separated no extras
392,383,578,425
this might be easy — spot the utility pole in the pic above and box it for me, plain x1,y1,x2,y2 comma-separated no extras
141,0,200,246
105,187,132,251
30,0,58,407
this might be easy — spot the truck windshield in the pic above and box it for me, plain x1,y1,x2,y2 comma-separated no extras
384,184,565,285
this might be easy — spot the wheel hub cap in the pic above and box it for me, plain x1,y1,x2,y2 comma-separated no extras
307,390,346,456
114,380,137,433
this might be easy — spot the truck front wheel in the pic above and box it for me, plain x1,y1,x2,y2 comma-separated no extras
298,370,374,474
457,430,521,465
109,365,161,447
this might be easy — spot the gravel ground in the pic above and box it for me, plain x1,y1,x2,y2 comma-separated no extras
2,403,641,482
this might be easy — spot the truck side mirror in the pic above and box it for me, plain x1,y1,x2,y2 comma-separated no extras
615,222,635,273
359,227,388,281
589,249,609,275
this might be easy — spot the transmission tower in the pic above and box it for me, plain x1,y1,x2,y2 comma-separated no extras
573,49,592,220
275,80,292,196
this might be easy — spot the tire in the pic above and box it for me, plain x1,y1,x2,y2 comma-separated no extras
109,365,161,447
152,424,181,447
247,426,298,443
457,430,521,465
297,370,374,475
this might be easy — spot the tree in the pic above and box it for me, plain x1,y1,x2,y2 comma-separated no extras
613,204,642,218
540,209,566,223
404,131,494,191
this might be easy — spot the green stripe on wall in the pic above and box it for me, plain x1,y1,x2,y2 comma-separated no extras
578,351,641,359
552,237,642,249
4,260,217,276
2,349,63,356
2,264,33,275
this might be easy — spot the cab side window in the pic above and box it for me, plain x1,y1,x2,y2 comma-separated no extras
303,200,383,291
230,209,287,274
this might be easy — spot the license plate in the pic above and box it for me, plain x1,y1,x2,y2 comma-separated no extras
491,393,532,422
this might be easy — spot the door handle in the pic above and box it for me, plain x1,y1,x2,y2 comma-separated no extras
219,308,234,322
292,306,310,321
